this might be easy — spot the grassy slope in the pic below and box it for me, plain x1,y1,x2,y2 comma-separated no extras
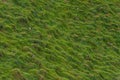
0,0,120,80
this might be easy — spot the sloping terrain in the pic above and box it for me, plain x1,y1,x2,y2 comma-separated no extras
0,0,120,80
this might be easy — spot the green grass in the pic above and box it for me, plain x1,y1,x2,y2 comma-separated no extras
0,0,120,80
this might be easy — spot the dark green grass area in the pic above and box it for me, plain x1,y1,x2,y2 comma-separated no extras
0,0,120,80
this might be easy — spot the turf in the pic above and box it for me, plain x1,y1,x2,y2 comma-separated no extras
0,0,120,80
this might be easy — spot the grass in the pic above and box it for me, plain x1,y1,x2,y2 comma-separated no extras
0,0,120,80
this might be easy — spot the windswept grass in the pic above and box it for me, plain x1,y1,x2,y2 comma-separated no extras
0,0,120,80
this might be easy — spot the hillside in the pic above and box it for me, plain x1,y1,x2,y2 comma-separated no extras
0,0,120,80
